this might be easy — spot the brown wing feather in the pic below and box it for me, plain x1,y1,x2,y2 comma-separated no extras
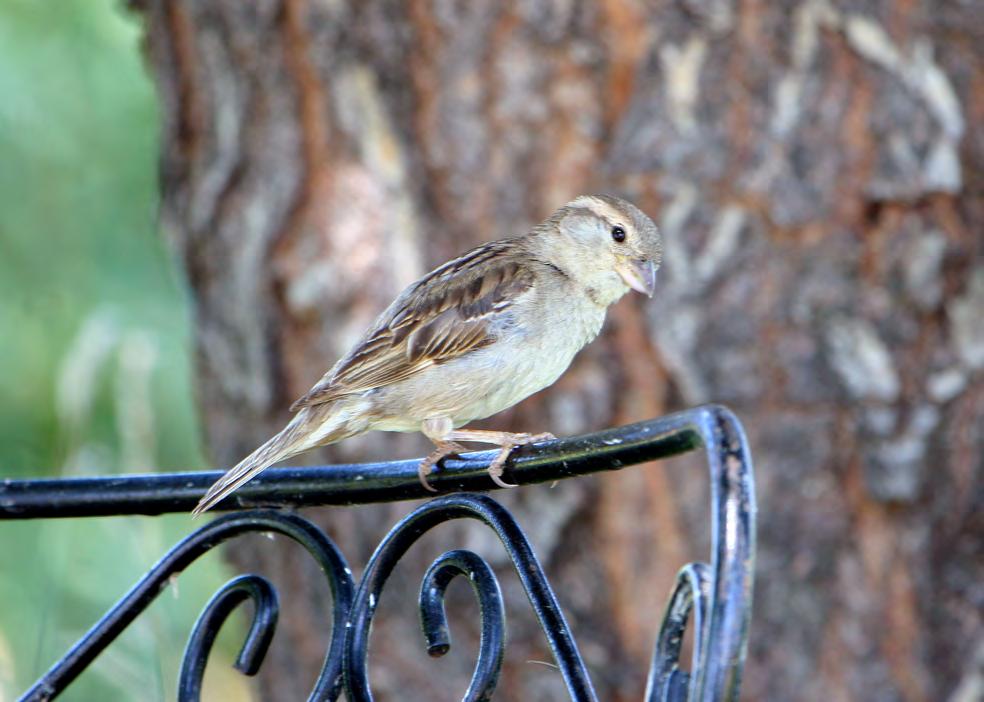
290,241,535,411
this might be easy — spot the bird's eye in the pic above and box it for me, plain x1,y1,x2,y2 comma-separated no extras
611,225,626,242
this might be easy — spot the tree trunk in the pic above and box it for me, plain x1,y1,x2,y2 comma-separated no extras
137,1,981,700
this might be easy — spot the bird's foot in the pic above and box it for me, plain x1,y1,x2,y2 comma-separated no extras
418,441,465,492
512,432,557,445
485,432,557,488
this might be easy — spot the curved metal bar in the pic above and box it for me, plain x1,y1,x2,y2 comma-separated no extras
418,550,506,700
630,405,755,702
0,414,702,518
344,493,599,702
178,574,279,700
693,406,756,701
19,511,355,702
645,563,711,702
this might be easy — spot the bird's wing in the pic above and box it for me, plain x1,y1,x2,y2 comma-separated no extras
290,240,536,411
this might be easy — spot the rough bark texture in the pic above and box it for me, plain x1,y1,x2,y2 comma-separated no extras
137,1,982,700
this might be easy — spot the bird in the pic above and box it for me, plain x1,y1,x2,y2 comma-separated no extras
192,194,662,515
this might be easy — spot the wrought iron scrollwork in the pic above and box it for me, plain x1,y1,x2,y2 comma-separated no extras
7,404,755,702
19,511,356,702
178,574,280,697
418,549,506,694
645,563,710,702
345,494,598,702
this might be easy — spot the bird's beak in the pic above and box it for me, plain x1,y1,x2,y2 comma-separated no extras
615,258,658,297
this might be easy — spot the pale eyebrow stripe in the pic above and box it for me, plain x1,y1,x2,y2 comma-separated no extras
569,196,624,228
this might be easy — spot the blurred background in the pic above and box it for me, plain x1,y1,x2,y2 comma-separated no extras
1,1,981,701
0,1,246,699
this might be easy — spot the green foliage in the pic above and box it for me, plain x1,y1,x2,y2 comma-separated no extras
0,1,243,699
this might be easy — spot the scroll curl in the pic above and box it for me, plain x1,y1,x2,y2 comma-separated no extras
20,511,355,702
178,574,279,697
344,493,599,702
645,563,711,702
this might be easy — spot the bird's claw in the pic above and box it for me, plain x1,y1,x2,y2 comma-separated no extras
488,449,518,488
418,442,465,492
486,432,556,488
418,463,439,493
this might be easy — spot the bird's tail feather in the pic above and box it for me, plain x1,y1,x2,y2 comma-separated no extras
192,409,349,516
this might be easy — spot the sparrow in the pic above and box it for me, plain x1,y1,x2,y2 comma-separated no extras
193,195,662,515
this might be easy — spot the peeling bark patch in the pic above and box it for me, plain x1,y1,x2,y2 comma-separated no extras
949,269,984,371
659,36,707,135
826,318,900,402
843,14,965,195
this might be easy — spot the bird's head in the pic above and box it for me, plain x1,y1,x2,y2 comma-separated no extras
539,194,662,305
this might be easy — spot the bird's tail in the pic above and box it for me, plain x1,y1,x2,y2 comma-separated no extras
192,407,353,516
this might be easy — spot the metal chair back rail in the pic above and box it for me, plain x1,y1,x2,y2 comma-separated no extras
1,404,756,702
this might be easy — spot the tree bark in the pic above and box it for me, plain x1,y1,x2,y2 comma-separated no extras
138,1,982,700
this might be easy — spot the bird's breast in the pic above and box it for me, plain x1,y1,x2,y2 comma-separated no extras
448,293,606,422
366,289,608,431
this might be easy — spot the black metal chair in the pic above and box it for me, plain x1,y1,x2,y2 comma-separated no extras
2,404,756,702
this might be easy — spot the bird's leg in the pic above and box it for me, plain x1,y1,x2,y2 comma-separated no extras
419,417,465,492
420,420,556,490
445,429,556,488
